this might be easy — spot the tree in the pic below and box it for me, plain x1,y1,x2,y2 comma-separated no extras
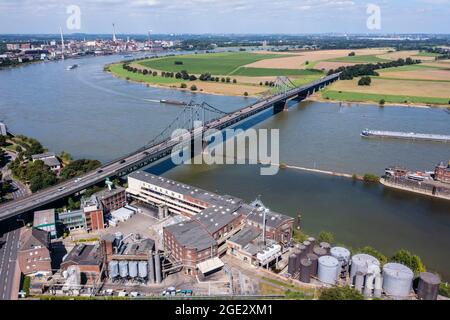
233,79,237,84
243,92,248,96
189,74,197,81
317,231,334,244
180,83,187,89
348,52,356,56
0,135,6,147
60,159,101,181
152,71,157,76
319,286,364,300
358,76,371,86
175,72,182,79
390,249,426,274
142,69,148,75
379,99,386,105
190,85,197,91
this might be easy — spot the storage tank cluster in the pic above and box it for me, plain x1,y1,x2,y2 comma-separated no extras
108,250,162,284
288,242,319,283
350,254,382,298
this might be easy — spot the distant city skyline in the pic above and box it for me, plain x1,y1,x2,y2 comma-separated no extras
0,0,449,34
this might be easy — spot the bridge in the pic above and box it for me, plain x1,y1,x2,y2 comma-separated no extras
0,73,340,221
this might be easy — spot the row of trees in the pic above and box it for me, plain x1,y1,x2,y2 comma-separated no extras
328,58,420,80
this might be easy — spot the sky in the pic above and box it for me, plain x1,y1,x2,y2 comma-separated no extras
0,0,449,34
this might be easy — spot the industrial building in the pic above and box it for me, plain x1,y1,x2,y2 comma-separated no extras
17,229,52,276
82,196,105,232
61,243,103,284
58,210,86,231
95,185,127,213
33,209,57,238
126,171,294,276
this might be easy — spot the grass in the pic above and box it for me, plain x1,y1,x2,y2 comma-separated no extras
378,64,443,72
327,54,389,64
138,52,281,75
322,90,450,105
414,52,441,57
108,63,182,85
230,67,323,77
291,75,324,86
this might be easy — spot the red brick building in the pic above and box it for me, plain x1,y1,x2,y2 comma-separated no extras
94,186,127,213
60,244,103,284
82,196,105,232
435,161,450,184
18,229,52,276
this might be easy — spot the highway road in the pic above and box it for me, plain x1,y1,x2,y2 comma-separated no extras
0,73,339,221
0,227,21,300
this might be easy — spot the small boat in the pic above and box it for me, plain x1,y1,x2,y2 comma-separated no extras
160,99,187,106
123,54,133,58
67,64,79,70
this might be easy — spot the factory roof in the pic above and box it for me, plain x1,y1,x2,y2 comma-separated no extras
94,186,126,201
19,229,50,251
193,203,242,234
58,210,84,220
31,152,56,160
121,239,155,256
62,244,101,266
165,220,216,251
33,209,56,227
228,227,261,247
242,203,293,229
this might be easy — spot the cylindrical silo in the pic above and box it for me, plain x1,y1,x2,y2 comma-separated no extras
317,256,340,285
354,271,364,293
306,253,319,276
293,249,301,275
288,254,297,276
374,274,383,298
382,263,414,299
148,250,155,283
417,272,440,300
138,261,148,279
313,246,327,258
296,244,307,259
119,260,128,278
350,254,380,280
108,261,119,279
154,251,162,283
307,237,316,247
300,258,312,283
303,240,311,253
129,261,138,278
320,242,331,254
330,247,351,278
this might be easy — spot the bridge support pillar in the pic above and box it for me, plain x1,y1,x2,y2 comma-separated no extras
273,100,288,114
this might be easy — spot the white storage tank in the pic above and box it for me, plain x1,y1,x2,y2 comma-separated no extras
350,254,380,279
129,261,138,278
138,261,148,278
108,261,119,279
330,246,351,277
382,263,414,299
318,255,340,285
119,260,129,278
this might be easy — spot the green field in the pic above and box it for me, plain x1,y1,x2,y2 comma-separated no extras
327,55,389,64
138,52,281,75
321,90,450,105
230,67,322,77
414,52,441,57
379,64,443,72
108,64,182,85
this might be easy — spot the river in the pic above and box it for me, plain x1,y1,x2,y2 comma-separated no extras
1,54,449,279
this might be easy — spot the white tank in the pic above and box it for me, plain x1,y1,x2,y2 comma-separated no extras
330,247,351,264
129,261,138,278
108,261,119,278
382,263,414,299
138,261,148,278
318,255,340,285
119,260,128,278
350,254,380,279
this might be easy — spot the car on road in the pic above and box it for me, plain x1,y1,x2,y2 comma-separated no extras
97,169,103,173
120,159,126,164
57,187,65,192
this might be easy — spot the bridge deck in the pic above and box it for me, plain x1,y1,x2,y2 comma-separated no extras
0,73,340,221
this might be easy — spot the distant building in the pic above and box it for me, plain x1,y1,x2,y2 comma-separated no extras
31,152,61,174
82,196,105,232
435,161,450,184
61,244,102,284
0,122,7,136
33,209,57,238
94,186,127,214
18,229,52,276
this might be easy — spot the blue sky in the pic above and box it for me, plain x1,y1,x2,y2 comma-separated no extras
0,0,449,34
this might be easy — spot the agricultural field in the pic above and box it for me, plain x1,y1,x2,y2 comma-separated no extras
138,52,281,75
326,54,389,64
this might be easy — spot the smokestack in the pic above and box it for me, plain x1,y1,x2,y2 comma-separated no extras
59,27,65,60
262,209,267,245
112,23,117,42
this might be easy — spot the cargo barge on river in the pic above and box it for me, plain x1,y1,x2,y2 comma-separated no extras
361,129,450,143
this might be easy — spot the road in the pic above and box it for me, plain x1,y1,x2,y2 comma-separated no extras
0,227,21,300
0,73,340,221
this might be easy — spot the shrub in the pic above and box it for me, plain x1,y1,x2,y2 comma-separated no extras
358,76,371,86
190,85,197,91
142,69,148,75
293,229,308,243
180,83,187,89
348,52,356,56
189,75,197,81
363,173,379,183
233,79,237,83
243,92,248,96
379,99,385,105
439,283,450,298
390,249,426,274
174,61,183,65
317,231,334,244
152,71,157,76
319,286,363,300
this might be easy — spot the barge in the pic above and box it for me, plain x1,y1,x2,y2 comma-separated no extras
361,129,450,143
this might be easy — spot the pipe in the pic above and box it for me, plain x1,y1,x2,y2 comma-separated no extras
374,274,383,298
154,251,162,283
